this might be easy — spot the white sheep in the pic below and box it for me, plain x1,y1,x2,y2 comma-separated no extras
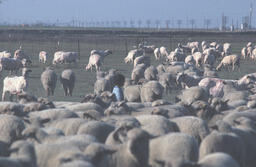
159,46,169,57
247,46,253,58
85,50,112,71
216,54,240,71
241,47,247,59
185,55,195,65
223,43,231,56
0,51,11,58
251,48,256,60
247,42,252,48
39,51,48,64
154,48,161,60
2,68,31,101
133,55,151,68
52,51,78,65
124,49,143,64
192,52,204,67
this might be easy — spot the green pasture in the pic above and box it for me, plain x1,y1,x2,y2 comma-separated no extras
0,29,256,102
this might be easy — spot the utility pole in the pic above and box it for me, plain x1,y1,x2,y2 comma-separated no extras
249,2,253,29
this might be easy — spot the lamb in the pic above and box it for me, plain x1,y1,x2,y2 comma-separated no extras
216,54,240,71
2,68,32,101
41,68,57,96
39,51,48,64
85,50,112,71
60,69,76,96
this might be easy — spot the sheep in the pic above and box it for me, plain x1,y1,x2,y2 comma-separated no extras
84,128,151,167
140,81,164,102
149,132,198,166
85,50,112,71
60,69,76,96
247,42,252,47
185,55,195,65
2,69,32,101
144,65,158,81
0,140,36,167
0,51,11,58
39,51,48,64
40,68,57,96
14,48,32,66
14,48,29,60
94,77,111,95
216,54,240,71
176,72,202,89
124,49,143,64
192,52,204,67
247,46,253,58
223,43,231,56
154,48,161,60
191,47,199,54
187,41,199,49
203,52,216,66
52,51,78,65
198,152,240,167
139,44,155,54
241,47,247,59
0,57,24,74
199,131,246,167
171,116,210,144
133,55,150,68
168,51,186,62
0,114,25,145
131,63,147,84
135,115,178,137
159,46,168,57
251,48,256,60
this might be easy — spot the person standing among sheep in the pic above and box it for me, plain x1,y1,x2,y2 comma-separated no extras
112,73,125,101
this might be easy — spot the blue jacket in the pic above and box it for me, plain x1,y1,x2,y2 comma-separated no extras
112,85,124,101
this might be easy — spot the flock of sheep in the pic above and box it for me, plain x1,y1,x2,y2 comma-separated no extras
0,38,256,167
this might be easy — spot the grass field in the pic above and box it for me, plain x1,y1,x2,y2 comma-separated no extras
0,28,256,102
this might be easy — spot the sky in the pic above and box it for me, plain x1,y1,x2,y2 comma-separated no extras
0,0,255,28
